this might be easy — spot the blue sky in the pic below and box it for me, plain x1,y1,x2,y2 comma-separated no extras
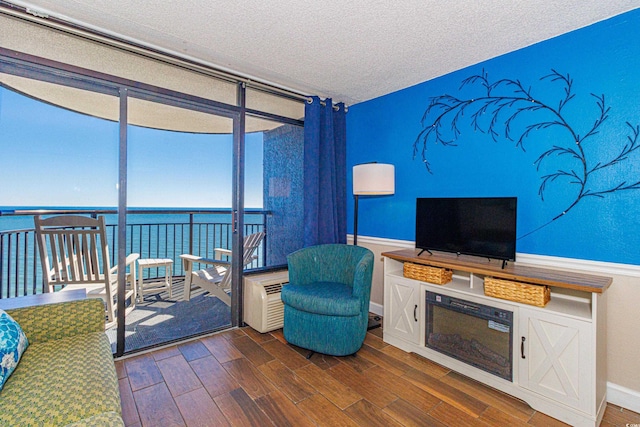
0,85,264,208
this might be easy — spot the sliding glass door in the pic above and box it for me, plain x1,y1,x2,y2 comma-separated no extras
123,94,238,353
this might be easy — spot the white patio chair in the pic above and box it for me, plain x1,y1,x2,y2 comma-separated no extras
180,231,265,305
34,215,138,329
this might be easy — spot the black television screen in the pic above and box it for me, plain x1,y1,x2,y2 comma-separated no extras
415,197,517,261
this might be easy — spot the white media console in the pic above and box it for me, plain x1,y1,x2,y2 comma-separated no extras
382,249,612,427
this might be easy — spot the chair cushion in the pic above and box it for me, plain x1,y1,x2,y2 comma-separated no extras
281,282,361,316
0,309,29,391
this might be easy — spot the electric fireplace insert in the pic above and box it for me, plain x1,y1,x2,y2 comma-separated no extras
425,291,513,381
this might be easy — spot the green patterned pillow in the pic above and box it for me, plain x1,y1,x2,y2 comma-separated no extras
0,308,29,390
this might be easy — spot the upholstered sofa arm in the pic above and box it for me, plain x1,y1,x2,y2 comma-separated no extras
6,298,105,344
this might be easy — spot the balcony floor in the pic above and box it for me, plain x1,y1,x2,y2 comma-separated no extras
107,277,232,353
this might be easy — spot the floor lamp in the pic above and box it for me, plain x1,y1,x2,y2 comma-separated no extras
352,163,395,246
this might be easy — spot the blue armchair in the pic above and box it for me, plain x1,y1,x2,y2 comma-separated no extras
281,244,374,356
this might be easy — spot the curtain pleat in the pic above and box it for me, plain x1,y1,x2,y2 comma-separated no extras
303,96,347,246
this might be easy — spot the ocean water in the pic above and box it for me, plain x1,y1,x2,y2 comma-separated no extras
0,207,264,232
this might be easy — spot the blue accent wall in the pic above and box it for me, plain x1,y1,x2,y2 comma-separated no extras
347,9,640,265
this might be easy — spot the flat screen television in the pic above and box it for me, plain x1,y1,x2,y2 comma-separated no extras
415,197,517,261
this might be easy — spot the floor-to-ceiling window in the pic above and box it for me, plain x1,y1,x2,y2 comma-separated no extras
0,73,120,303
0,9,305,355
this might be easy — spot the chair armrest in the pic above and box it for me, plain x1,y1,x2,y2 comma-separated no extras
213,248,256,265
351,252,375,302
109,253,140,275
125,253,140,266
180,253,202,263
200,259,231,268
5,298,105,344
180,254,230,270
214,248,232,260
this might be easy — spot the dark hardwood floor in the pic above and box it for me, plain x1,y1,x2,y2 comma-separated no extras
116,326,640,427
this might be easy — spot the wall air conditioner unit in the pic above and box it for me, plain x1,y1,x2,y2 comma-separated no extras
243,270,289,333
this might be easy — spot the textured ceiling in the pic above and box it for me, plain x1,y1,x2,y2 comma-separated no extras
5,0,640,105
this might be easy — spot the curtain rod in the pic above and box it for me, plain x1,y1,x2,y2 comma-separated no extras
307,97,348,112
0,2,310,104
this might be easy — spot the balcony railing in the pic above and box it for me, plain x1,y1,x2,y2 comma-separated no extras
0,208,267,299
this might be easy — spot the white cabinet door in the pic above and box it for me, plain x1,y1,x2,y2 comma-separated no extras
518,307,593,413
384,278,421,345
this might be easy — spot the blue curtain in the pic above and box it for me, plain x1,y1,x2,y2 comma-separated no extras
303,96,347,246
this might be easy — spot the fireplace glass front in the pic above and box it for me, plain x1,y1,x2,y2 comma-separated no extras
425,291,513,381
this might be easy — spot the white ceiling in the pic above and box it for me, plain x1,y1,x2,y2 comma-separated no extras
6,0,640,105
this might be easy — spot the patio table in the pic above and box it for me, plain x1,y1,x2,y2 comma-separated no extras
137,258,173,301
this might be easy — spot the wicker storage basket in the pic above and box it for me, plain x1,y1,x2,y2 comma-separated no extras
484,277,551,307
403,263,452,285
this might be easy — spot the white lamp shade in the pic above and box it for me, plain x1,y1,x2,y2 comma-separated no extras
353,163,395,195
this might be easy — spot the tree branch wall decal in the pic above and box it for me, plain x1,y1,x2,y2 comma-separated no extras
413,69,640,238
